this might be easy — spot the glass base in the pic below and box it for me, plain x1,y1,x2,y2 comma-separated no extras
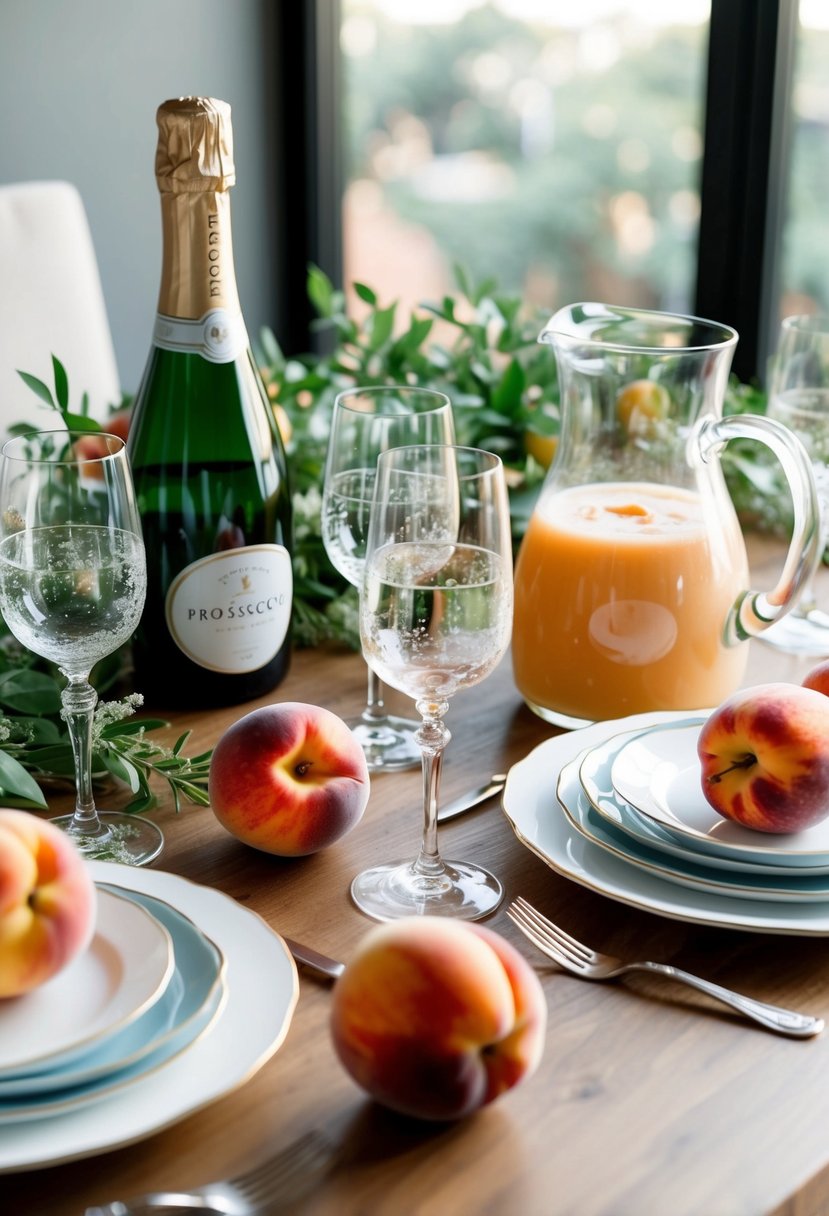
51,813,164,867
758,611,829,657
350,857,503,922
523,697,594,731
351,714,422,772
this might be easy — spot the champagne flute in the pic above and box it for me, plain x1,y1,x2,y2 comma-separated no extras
761,314,829,654
352,444,513,921
0,431,162,865
321,385,455,771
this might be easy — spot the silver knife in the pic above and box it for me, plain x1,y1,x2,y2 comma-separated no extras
438,773,507,822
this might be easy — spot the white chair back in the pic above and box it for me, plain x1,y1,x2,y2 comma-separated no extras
0,180,120,437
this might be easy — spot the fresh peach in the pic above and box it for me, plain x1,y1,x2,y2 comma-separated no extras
209,702,370,856
615,378,671,435
803,661,829,697
330,917,547,1121
698,682,829,833
0,810,97,998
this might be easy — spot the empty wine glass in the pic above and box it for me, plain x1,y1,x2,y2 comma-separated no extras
352,444,513,921
0,431,162,865
761,314,829,655
321,385,455,771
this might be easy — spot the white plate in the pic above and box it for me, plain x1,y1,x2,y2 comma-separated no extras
0,863,299,1173
581,726,829,877
0,884,225,1098
560,754,829,902
0,888,174,1076
501,711,829,935
612,721,829,865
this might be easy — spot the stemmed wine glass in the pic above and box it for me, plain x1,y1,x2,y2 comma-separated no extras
352,444,513,921
0,431,162,865
321,385,455,771
761,314,829,655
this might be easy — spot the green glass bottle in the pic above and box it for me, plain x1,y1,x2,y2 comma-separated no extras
127,97,292,707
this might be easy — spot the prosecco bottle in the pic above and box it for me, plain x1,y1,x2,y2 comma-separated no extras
127,97,292,707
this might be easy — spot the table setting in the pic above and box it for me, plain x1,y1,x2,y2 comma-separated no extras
6,287,829,1216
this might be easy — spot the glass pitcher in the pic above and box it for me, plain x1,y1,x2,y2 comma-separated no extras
512,302,821,729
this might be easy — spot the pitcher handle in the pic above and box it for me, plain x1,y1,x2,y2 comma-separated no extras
691,413,822,643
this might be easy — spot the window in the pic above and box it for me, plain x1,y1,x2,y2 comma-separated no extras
341,0,710,323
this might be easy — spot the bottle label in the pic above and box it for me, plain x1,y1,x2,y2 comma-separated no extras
153,309,248,364
165,544,292,674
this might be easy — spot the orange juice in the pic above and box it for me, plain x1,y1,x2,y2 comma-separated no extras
512,482,749,723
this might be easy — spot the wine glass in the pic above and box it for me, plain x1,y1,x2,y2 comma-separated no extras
352,444,513,921
0,431,162,865
321,385,455,771
761,314,829,655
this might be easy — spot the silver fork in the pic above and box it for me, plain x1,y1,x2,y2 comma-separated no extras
507,896,824,1039
84,1128,331,1215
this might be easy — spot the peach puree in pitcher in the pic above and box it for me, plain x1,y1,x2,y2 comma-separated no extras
512,481,749,722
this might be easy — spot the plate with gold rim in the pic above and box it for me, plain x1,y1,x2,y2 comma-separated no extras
0,888,174,1077
581,725,829,876
560,754,829,902
0,863,298,1173
501,710,829,935
0,884,225,1098
610,721,829,866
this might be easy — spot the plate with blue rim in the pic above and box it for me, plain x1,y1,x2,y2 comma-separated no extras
561,752,829,902
0,883,226,1099
605,718,829,868
580,721,829,877
0,887,174,1080
501,711,829,935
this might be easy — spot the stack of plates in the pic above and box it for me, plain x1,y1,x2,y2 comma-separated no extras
502,710,829,936
0,862,299,1174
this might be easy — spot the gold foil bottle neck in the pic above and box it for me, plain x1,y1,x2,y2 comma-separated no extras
155,96,235,193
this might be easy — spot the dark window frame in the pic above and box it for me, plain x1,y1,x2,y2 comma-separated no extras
276,0,800,386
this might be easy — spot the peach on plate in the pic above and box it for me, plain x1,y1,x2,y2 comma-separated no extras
697,682,829,834
330,917,547,1121
208,701,370,856
0,809,97,998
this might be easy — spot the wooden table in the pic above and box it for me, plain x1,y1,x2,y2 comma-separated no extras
7,560,829,1216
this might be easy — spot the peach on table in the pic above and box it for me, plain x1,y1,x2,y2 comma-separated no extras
512,481,749,722
330,917,547,1121
208,701,370,856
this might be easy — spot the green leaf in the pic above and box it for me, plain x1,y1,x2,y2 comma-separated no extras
492,358,526,417
52,355,69,411
102,751,142,793
353,282,378,305
307,264,335,317
16,371,55,409
0,670,62,715
367,303,396,351
0,750,48,808
63,413,102,434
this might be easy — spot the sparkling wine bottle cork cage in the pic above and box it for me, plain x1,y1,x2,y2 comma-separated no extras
512,302,822,729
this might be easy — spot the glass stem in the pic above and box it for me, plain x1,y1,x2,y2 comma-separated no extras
61,676,106,837
362,662,387,722
414,698,451,877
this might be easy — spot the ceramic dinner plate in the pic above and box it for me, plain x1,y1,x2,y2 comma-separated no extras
559,754,829,902
611,720,829,866
580,726,829,878
500,710,829,935
0,864,299,1173
0,885,225,1099
0,888,174,1077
